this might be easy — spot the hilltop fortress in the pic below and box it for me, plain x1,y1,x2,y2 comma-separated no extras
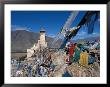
27,28,47,58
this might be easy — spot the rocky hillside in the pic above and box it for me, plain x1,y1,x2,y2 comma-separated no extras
50,51,100,77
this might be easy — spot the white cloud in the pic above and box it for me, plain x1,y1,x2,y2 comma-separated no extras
72,31,99,41
77,31,87,36
11,25,31,31
46,33,55,38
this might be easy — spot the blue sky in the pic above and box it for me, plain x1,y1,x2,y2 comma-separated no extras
11,11,100,40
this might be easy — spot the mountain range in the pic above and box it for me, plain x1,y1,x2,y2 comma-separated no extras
11,30,99,52
11,30,62,52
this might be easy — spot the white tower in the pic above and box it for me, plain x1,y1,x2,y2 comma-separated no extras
39,28,46,46
27,28,47,58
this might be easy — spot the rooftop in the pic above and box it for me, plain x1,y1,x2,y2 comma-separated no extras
40,27,45,32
